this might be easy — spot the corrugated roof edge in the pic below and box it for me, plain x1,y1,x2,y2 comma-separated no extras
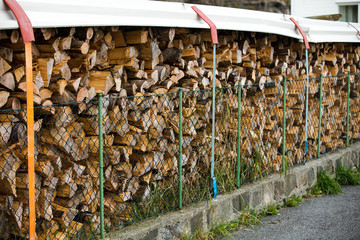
0,0,360,43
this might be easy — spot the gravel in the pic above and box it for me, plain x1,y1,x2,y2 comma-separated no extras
219,185,360,240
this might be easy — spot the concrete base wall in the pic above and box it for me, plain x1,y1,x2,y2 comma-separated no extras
105,142,360,240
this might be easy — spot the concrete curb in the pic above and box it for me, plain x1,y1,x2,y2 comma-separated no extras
105,142,360,240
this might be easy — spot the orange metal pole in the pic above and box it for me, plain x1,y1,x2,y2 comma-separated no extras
3,1,36,239
25,41,35,240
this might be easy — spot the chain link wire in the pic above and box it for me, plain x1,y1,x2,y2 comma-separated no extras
239,81,282,183
181,89,212,205
103,91,180,232
36,98,100,240
320,75,347,155
214,86,238,193
0,108,29,239
0,73,358,239
286,78,317,164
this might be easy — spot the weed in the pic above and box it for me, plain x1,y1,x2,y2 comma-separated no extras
335,163,360,185
215,154,237,194
241,147,272,183
180,229,209,240
210,222,235,238
238,209,262,226
314,170,342,195
210,209,262,237
284,195,303,207
261,204,281,216
306,185,323,197
181,209,262,240
210,210,261,238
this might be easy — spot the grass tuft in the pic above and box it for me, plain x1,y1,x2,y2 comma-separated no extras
180,229,209,240
306,185,323,197
284,195,303,207
335,163,360,185
314,170,342,195
181,209,261,240
260,204,281,216
210,209,262,238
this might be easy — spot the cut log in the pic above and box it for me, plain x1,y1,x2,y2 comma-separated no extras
0,91,10,108
125,30,148,44
0,56,11,77
88,71,115,95
0,72,15,91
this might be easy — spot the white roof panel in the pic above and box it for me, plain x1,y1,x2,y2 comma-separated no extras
1,0,360,43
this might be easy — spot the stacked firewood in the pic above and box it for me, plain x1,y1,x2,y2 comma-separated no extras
0,26,360,239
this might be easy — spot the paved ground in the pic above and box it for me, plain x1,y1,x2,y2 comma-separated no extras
219,185,360,240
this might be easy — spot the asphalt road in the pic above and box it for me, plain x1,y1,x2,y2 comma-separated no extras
219,185,360,240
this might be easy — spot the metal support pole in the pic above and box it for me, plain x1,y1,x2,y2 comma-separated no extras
3,1,36,238
237,82,242,188
317,74,323,158
178,88,183,209
211,44,217,198
98,94,105,238
191,5,218,198
304,49,310,156
289,17,310,158
282,77,287,172
346,72,351,148
26,41,36,240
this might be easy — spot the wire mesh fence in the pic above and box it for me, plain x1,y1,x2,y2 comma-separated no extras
214,86,238,194
320,75,348,155
240,81,282,183
36,99,101,240
181,89,212,206
102,92,181,232
0,73,358,239
286,77,317,163
0,108,29,239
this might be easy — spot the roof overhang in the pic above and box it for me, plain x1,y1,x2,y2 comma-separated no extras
1,0,360,43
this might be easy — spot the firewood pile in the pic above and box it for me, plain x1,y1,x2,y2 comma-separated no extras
0,26,360,239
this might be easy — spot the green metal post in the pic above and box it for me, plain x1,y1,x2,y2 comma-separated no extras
346,72,351,148
178,88,183,209
282,77,287,172
237,82,242,188
317,74,323,158
98,94,105,238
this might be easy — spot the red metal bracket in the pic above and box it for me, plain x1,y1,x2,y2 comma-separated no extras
348,22,360,39
289,17,309,49
3,0,34,43
191,6,218,44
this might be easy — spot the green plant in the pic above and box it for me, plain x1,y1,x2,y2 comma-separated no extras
284,195,303,207
240,147,273,184
215,153,237,194
180,229,209,240
210,222,235,238
238,209,262,226
335,163,360,185
210,209,261,237
306,185,323,197
181,208,262,240
315,170,342,195
261,204,281,216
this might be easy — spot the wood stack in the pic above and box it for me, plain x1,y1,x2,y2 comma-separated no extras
0,26,360,239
